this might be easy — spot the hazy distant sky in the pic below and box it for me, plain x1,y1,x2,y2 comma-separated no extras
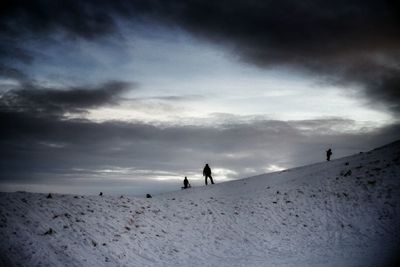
1,1,399,195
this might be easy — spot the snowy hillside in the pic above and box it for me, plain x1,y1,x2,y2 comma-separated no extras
1,141,400,267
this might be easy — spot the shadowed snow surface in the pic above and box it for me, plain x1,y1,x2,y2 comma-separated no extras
1,141,400,266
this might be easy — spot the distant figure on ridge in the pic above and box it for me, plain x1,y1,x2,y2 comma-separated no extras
182,176,191,189
203,163,214,185
326,148,332,161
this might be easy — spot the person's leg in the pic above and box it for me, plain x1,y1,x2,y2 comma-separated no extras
205,176,208,185
209,175,214,184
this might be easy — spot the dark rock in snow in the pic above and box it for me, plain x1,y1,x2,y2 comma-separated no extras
43,228,55,235
344,170,352,177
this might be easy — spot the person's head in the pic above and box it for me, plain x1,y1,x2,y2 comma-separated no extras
205,163,209,166
184,176,187,180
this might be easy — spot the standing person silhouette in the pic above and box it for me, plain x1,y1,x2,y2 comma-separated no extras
326,148,332,161
203,163,214,185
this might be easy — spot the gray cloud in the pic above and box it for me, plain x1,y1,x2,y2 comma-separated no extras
0,0,116,40
0,66,29,82
1,96,399,194
0,81,131,116
1,0,400,113
1,1,400,195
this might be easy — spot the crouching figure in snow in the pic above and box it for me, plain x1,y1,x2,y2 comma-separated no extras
182,176,191,189
203,163,214,185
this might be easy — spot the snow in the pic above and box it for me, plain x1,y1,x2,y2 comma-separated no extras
1,141,400,266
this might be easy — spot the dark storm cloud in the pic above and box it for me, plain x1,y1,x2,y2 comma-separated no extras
344,64,400,113
0,66,29,81
0,0,116,39
1,95,399,186
1,0,400,112
1,0,400,194
0,81,131,115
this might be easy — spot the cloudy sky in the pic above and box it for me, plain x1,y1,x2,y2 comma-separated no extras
1,0,399,195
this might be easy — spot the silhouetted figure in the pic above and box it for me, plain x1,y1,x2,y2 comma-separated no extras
326,148,332,161
203,163,214,185
99,192,103,196
146,194,152,198
46,193,52,199
183,176,190,189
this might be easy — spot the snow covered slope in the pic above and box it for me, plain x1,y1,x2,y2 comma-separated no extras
1,141,400,267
